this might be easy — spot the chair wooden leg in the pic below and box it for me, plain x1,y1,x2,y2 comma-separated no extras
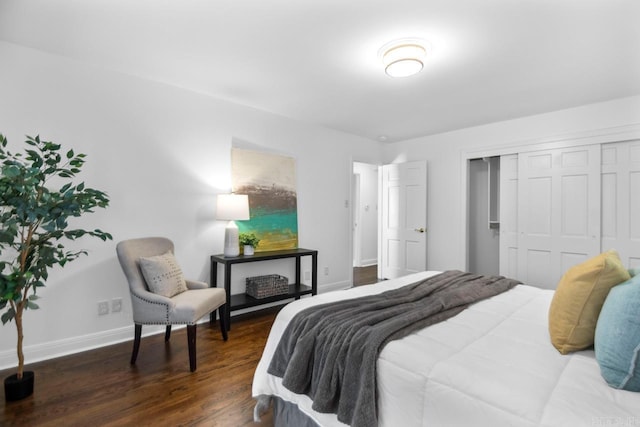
219,305,228,341
164,325,172,342
187,324,197,372
131,324,142,365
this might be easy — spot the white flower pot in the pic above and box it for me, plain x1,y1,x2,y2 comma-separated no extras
244,245,255,256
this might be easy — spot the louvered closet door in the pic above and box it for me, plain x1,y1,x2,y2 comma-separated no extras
517,146,601,288
601,140,640,268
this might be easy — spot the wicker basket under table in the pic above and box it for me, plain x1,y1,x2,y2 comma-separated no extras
246,274,289,299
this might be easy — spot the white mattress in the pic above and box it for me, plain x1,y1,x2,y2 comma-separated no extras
252,271,640,426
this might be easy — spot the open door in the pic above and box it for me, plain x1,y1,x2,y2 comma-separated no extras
380,161,427,279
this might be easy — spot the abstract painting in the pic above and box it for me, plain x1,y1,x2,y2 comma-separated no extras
231,148,298,251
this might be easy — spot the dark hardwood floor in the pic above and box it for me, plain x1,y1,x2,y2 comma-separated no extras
353,265,379,286
0,269,382,426
0,309,279,427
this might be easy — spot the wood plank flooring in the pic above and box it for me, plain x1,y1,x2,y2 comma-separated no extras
0,269,381,426
353,265,379,286
0,309,279,427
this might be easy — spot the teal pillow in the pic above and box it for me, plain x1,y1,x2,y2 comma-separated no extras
595,275,640,391
629,267,640,277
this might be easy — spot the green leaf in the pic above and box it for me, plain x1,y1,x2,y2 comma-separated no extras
3,165,21,178
0,134,111,322
1,308,15,324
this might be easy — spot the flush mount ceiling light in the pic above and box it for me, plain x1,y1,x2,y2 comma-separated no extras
379,39,429,78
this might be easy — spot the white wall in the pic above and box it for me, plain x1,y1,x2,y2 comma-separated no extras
0,41,382,368
352,162,378,266
383,95,640,273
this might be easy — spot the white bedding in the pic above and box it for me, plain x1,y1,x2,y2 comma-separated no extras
252,271,640,426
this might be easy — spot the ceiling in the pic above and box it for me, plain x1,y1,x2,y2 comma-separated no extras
1,0,639,143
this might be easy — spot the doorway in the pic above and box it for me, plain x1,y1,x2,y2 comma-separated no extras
352,162,379,284
467,157,500,276
351,160,428,284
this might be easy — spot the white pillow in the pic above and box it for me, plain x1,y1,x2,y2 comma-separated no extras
139,251,188,298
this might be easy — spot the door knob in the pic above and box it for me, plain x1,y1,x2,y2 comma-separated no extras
415,227,426,233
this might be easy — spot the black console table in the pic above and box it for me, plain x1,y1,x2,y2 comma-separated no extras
210,248,318,330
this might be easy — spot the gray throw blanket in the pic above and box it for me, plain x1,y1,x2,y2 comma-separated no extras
267,270,520,427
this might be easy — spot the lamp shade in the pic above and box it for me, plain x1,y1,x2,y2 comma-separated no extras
216,194,250,221
217,194,250,257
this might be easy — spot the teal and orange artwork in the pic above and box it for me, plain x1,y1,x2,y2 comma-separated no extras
231,148,298,251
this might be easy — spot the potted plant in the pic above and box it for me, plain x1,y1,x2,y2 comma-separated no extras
0,134,112,401
239,232,260,255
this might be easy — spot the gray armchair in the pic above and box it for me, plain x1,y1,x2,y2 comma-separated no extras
116,237,227,372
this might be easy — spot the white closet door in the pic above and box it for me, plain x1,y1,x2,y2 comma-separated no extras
517,146,601,288
499,154,519,278
601,140,640,268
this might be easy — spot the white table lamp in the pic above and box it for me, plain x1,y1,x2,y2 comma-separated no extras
216,194,250,257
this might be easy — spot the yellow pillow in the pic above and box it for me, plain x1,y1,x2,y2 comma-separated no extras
549,250,630,354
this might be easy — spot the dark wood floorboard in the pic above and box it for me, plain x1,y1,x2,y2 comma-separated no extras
353,265,379,286
0,308,279,427
0,269,383,426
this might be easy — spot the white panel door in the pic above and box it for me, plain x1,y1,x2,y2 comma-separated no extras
499,154,519,278
381,161,427,279
601,139,640,268
517,146,601,288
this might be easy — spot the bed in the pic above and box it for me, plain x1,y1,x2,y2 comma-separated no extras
252,270,640,426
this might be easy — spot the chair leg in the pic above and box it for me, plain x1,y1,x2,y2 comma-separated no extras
219,305,228,341
187,324,197,372
131,324,142,365
165,325,172,342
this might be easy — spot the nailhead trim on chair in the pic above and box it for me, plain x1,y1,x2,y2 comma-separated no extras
131,293,204,326
132,292,171,324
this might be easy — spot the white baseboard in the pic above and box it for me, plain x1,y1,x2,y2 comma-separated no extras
319,280,352,293
0,280,353,371
0,324,169,371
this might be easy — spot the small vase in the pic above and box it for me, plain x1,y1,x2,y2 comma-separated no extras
244,245,255,256
4,371,34,401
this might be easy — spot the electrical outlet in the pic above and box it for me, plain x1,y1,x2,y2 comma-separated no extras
98,301,109,316
324,267,329,276
112,298,122,313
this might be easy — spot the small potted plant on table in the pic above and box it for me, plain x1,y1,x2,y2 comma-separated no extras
0,134,112,401
239,232,260,255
